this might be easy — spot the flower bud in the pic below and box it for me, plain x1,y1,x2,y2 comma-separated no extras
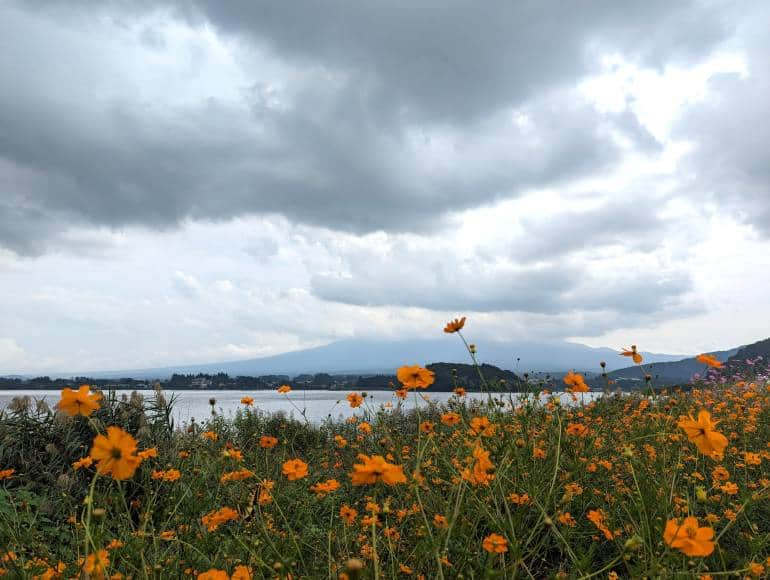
624,535,643,551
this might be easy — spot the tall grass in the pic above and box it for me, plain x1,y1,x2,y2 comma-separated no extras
1,342,769,578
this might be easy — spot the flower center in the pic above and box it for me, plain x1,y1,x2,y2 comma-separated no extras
111,448,123,460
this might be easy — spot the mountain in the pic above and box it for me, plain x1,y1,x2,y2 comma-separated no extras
427,362,526,391
353,362,526,392
725,337,770,374
605,346,743,386
52,338,688,380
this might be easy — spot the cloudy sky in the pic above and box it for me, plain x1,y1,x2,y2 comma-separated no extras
2,0,769,374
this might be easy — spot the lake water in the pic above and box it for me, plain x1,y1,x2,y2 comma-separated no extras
0,389,601,425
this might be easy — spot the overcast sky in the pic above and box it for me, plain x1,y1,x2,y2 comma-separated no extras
2,0,769,373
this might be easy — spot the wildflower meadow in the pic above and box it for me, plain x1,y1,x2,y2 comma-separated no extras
2,318,770,578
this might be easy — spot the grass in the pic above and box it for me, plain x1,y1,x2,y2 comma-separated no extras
1,334,770,579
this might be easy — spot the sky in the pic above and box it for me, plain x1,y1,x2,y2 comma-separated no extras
1,0,770,374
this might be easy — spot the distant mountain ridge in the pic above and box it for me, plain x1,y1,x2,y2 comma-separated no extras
725,337,770,374
606,347,741,385
34,338,689,380
605,336,770,386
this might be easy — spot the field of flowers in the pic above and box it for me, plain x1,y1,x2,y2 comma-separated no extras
1,319,770,579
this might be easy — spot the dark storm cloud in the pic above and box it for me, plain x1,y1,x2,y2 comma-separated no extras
0,0,731,255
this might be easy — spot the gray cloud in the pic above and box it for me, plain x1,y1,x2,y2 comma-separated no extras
177,0,728,122
3,0,770,374
0,0,732,255
674,4,770,234
511,194,677,263
308,233,695,317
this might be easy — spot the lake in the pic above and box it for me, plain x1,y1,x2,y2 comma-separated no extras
0,389,601,425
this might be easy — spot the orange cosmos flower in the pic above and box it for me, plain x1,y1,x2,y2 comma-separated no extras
696,354,723,368
563,370,590,393
277,385,292,394
346,392,364,408
443,316,466,333
744,452,762,466
282,458,309,480
259,435,278,448
231,566,253,580
469,416,496,437
663,517,715,556
222,448,244,461
0,468,15,481
82,549,109,580
151,469,181,482
57,385,102,417
454,387,466,397
137,447,157,460
257,479,274,505
72,456,93,470
482,533,508,554
566,423,589,437
89,426,142,480
350,454,407,486
357,422,372,434
39,562,67,578
220,468,255,483
441,412,461,426
587,509,614,540
394,388,408,399
461,443,495,486
419,420,435,434
396,365,435,390
720,481,738,495
677,410,728,457
508,493,531,505
433,514,449,528
620,345,643,364
712,465,730,481
340,504,358,524
309,479,341,497
201,506,239,532
240,396,254,406
202,431,218,442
